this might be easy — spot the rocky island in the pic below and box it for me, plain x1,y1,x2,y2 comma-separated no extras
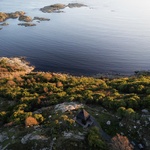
40,3,87,13
0,11,50,29
0,3,86,30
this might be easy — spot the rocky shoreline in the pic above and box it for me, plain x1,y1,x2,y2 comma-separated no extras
0,57,34,78
1,57,149,79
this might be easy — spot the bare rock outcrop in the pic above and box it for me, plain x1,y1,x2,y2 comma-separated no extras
55,102,83,113
0,57,34,78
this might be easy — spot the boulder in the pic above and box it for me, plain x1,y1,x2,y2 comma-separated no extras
0,132,9,142
21,133,48,144
141,109,149,114
63,131,84,140
106,120,111,125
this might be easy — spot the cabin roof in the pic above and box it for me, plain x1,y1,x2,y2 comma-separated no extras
76,109,90,121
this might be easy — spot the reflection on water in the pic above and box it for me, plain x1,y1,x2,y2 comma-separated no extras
0,0,150,75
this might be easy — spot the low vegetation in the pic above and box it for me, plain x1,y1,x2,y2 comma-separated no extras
0,57,150,149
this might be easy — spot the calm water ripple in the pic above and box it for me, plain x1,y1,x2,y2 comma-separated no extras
0,0,150,75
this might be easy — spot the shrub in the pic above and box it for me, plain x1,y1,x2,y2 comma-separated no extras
25,116,39,127
6,80,16,86
33,114,44,123
86,127,108,150
111,133,133,150
56,81,63,87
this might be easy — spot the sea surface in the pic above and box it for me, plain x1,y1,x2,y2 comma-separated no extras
0,0,150,76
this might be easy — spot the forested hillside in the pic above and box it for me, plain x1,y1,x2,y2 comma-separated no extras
0,57,150,150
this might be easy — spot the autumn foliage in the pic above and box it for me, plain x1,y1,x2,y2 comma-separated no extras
111,134,133,150
25,116,39,127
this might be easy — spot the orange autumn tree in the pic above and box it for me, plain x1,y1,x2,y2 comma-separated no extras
25,116,39,127
111,134,133,150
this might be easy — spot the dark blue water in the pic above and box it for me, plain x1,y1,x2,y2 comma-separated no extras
0,0,150,75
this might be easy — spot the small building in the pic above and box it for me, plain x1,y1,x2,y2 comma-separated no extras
74,109,94,128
